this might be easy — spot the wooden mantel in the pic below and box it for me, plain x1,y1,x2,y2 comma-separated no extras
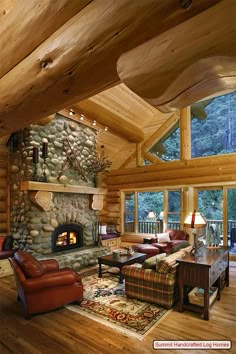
20,181,107,195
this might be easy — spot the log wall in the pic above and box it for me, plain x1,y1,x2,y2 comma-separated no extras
0,145,8,237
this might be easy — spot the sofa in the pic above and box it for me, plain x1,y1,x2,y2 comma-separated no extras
9,251,83,318
132,229,190,258
122,245,192,309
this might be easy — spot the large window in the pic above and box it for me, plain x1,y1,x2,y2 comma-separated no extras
191,92,236,158
123,189,181,234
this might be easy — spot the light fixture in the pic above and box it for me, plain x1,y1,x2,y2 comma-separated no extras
104,126,108,131
69,109,75,116
80,114,84,120
184,210,206,256
92,120,96,126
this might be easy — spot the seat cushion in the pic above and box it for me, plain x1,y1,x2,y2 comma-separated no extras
132,244,160,258
14,251,45,278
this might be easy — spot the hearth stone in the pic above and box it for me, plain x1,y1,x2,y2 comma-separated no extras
36,246,110,271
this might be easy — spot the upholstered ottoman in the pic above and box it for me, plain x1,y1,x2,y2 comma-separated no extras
132,244,160,258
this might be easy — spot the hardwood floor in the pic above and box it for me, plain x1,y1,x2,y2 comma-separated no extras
0,264,235,354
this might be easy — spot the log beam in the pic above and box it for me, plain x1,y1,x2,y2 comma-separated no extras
180,107,191,160
0,0,92,79
117,1,236,112
0,0,221,136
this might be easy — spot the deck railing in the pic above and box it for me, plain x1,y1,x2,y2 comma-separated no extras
124,219,236,244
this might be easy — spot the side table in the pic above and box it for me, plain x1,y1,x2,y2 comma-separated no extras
177,246,229,320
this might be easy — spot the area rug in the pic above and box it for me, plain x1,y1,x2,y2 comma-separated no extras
66,267,170,340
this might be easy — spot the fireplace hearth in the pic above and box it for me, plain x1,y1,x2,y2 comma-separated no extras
51,223,83,253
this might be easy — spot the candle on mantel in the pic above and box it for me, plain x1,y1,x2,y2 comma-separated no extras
42,140,48,159
32,147,39,164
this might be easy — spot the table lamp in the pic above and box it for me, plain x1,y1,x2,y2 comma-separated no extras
184,210,206,256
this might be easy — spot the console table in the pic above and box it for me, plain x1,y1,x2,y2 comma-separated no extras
177,246,229,320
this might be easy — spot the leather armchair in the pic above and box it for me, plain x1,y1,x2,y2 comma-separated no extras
9,251,83,319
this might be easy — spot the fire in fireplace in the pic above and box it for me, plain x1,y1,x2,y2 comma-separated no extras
51,223,83,252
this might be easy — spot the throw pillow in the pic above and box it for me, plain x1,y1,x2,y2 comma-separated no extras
106,224,117,234
157,232,170,243
171,240,190,254
156,249,186,273
99,224,107,235
142,253,166,269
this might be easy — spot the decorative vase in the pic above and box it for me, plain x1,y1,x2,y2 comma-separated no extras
95,173,103,188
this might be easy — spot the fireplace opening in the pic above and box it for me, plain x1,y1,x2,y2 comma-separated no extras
51,223,83,252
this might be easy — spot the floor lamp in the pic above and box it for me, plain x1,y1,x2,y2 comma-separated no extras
184,210,206,256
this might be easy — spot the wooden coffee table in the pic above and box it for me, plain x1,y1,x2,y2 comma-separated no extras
98,252,146,283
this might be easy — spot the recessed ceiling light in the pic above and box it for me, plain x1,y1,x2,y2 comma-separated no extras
104,127,108,131
92,120,96,126
80,114,84,120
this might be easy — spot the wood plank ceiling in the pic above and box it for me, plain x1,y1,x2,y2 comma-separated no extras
0,0,235,170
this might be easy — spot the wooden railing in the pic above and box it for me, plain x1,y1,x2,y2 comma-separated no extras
124,219,236,244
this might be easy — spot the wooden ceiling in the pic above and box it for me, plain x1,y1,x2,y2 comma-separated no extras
0,0,235,169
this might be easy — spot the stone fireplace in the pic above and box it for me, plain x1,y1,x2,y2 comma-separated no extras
8,114,109,269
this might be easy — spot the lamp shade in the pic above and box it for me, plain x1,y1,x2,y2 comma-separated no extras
184,211,206,228
147,211,156,219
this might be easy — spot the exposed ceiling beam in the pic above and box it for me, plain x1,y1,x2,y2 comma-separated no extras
73,99,144,143
0,0,92,79
0,0,220,137
117,0,236,112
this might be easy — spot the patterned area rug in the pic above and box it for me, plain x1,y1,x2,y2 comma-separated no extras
66,267,169,340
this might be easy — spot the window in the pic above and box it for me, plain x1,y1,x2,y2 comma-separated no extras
167,191,181,230
123,189,181,234
191,92,236,158
124,192,135,233
148,123,180,162
138,192,163,233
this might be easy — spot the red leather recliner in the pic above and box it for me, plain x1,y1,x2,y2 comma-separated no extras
9,251,83,319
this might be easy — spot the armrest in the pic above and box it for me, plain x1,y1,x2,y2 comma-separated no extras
22,269,81,293
39,259,59,273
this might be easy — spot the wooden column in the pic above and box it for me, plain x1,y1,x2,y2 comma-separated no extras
136,143,143,167
180,106,191,160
